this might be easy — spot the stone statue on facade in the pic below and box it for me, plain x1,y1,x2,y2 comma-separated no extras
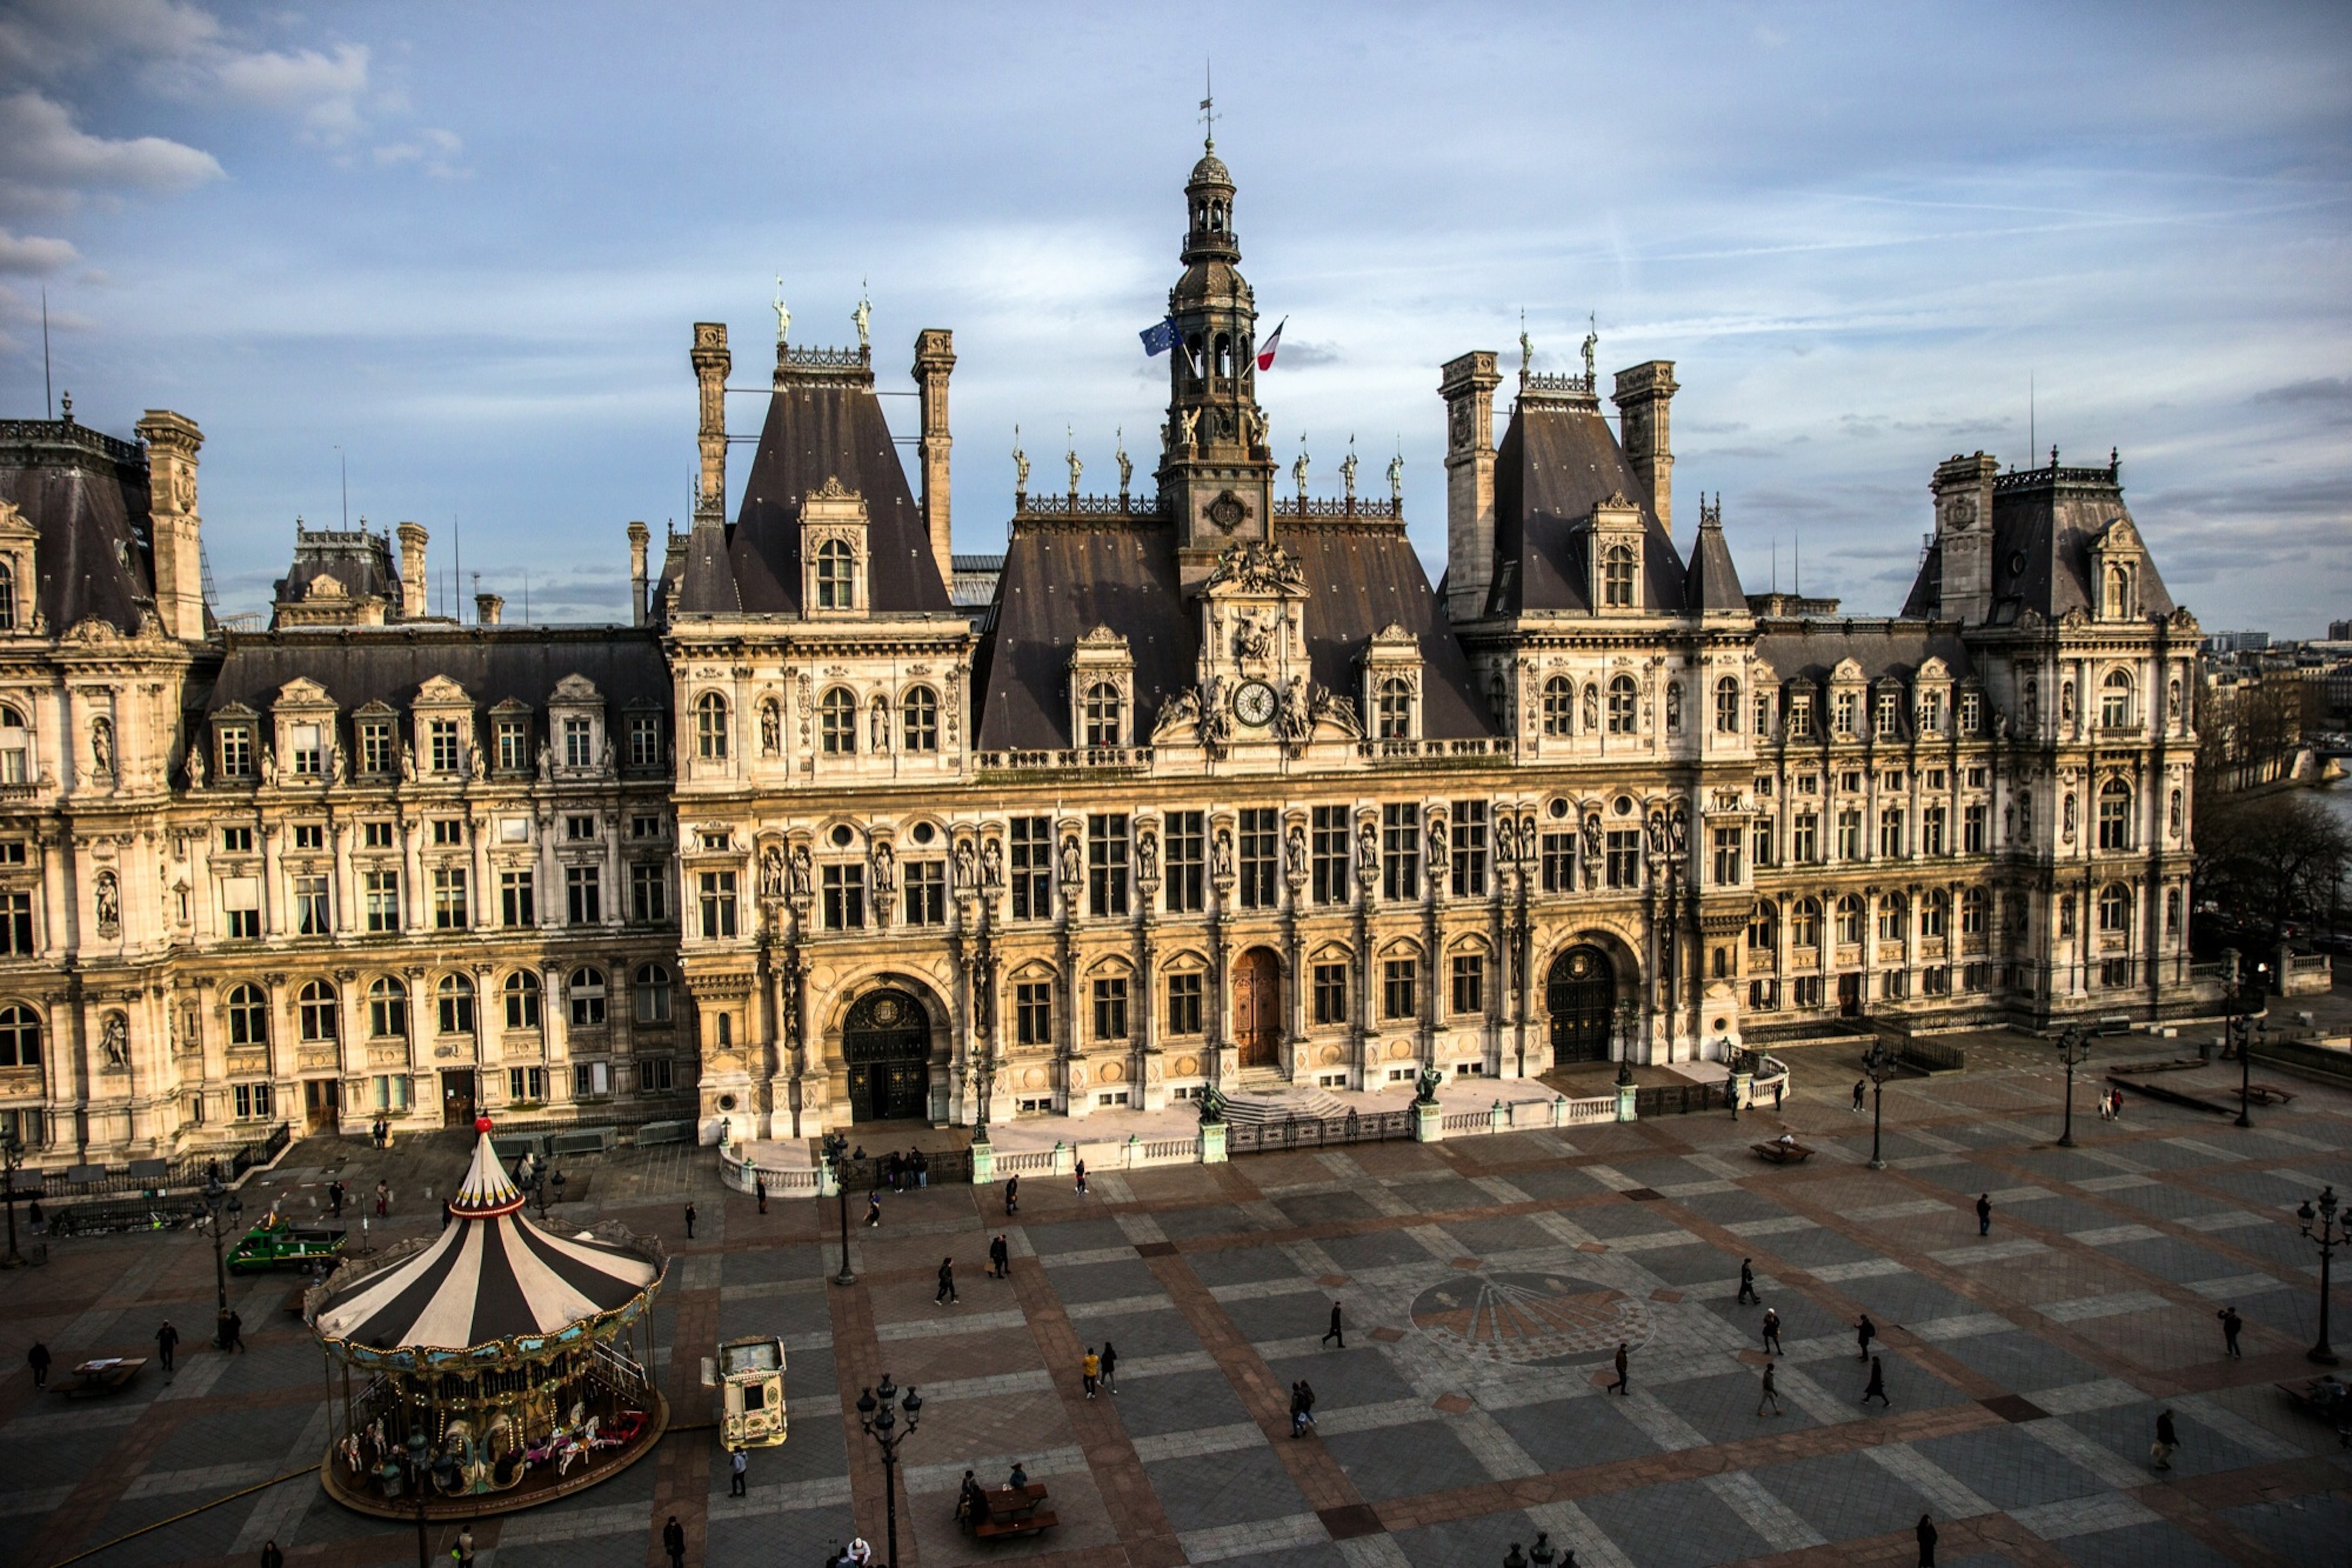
1115,433,1133,493
852,289,871,351
1414,1064,1445,1106
760,700,781,756
1153,685,1202,741
1340,441,1358,503
258,746,277,786
1583,683,1599,732
94,871,119,937
1387,450,1404,505
759,844,785,899
870,840,894,894
1277,677,1312,747
773,276,790,344
1233,610,1273,663
1292,442,1309,499
1059,834,1081,885
1358,820,1379,877
1212,828,1234,881
184,745,205,789
1178,407,1200,450
869,696,889,753
1285,822,1307,879
980,836,1002,888
789,844,813,899
1135,828,1158,883
1012,428,1029,493
955,838,978,890
1065,432,1082,495
90,717,114,778
400,742,417,783
101,1014,128,1068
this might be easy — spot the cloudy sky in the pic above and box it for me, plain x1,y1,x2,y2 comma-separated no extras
3,1,2346,632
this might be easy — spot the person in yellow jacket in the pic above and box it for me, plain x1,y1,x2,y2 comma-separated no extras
1081,1348,1101,1400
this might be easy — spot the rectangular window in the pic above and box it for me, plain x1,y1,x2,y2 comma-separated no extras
1092,977,1128,1041
638,1057,675,1093
221,825,253,854
565,814,596,841
1165,972,1202,1036
822,864,865,930
698,871,738,938
431,818,464,846
225,906,261,940
363,820,395,850
360,720,395,775
629,862,667,924
1009,816,1052,920
364,869,401,933
1748,978,1782,1011
432,866,469,929
1878,809,1905,858
292,823,325,851
1712,826,1742,885
1087,814,1128,917
630,813,665,840
1834,691,1857,736
1451,801,1487,898
1163,811,1205,913
1793,975,1824,1010
1605,829,1640,889
1310,806,1349,906
1312,963,1348,1025
219,724,254,778
1836,809,1863,861
1960,692,1982,733
1540,831,1574,893
1960,803,1984,853
629,715,662,769
1382,803,1420,901
1922,805,1947,856
1450,953,1484,1015
428,717,461,774
1015,982,1052,1046
565,864,601,925
233,1082,275,1119
563,716,594,769
0,890,34,955
287,722,322,776
495,718,527,773
902,860,946,926
573,1060,613,1099
1751,819,1774,871
1237,808,1279,908
1787,695,1813,738
1791,813,1819,864
1383,958,1418,1019
507,1067,547,1104
501,869,535,927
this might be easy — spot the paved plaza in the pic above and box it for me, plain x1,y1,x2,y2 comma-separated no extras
4,1032,2350,1568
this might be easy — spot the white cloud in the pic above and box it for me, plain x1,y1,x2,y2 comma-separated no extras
0,228,79,274
374,127,466,178
214,42,371,143
0,90,223,213
0,0,221,80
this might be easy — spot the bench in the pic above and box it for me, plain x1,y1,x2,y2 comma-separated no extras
969,1482,1057,1540
974,1511,1060,1540
2243,1083,2298,1106
1750,1142,1814,1164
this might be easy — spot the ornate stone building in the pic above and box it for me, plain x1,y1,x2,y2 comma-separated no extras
0,140,2203,1163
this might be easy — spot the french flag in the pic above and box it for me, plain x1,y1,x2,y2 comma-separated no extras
1255,317,1287,372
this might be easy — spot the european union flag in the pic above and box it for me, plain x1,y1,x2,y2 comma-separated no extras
1139,317,1179,356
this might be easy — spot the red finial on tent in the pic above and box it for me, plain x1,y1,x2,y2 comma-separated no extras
476,1115,493,1133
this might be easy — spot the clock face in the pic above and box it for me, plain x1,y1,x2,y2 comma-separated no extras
1234,680,1277,727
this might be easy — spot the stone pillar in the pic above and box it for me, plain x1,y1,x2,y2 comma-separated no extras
1440,350,1502,621
627,521,650,629
134,411,206,641
913,330,955,580
397,523,429,620
1611,360,1679,537
691,324,731,527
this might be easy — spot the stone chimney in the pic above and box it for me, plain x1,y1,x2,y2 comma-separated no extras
1439,350,1502,622
396,522,429,620
1931,452,2000,625
1611,361,1678,537
627,520,651,628
135,410,205,641
475,592,504,625
691,323,731,527
913,329,955,581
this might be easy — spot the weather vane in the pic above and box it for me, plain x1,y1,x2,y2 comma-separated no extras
1199,63,1218,148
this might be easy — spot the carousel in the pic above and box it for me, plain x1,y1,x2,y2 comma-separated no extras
308,1118,668,1519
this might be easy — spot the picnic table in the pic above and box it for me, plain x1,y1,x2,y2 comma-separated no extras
1750,1140,1814,1165
970,1481,1058,1540
59,1357,146,1397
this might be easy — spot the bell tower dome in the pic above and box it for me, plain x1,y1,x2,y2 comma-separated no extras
1159,134,1276,584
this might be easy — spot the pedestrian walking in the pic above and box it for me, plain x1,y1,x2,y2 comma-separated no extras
684,1201,697,1239
1098,1341,1117,1393
26,1340,49,1389
1862,1354,1889,1407
2217,1305,2243,1358
1004,1173,1019,1215
729,1447,748,1495
1774,1080,1784,1112
376,1180,391,1218
2110,1087,2125,1121
865,1190,882,1227
1610,1341,1630,1395
1289,1381,1309,1437
156,1319,179,1373
1761,1307,1784,1355
662,1515,686,1568
755,1177,767,1215
262,1541,284,1568
1737,1259,1758,1305
1081,1347,1100,1399
936,1257,959,1306
1322,1299,1345,1349
453,1526,475,1568
989,1234,1010,1279
1074,1158,1088,1195
1856,1313,1876,1361
225,1310,246,1352
1756,1361,1781,1417
1975,1193,1992,1236
2151,1408,2179,1470
328,1179,344,1218
1915,1514,1937,1568
1852,1079,1867,1112
888,1152,904,1192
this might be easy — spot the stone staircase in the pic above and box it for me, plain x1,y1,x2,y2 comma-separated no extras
1220,1083,1349,1126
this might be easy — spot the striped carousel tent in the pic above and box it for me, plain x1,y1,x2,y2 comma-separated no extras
315,1126,660,1353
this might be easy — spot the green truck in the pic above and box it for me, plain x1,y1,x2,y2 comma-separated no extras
227,1216,347,1273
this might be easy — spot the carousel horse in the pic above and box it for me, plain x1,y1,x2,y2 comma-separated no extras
485,1412,528,1490
438,1420,491,1493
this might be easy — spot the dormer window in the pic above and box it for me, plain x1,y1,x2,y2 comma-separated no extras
1917,690,1946,734
1602,546,1636,607
799,478,871,616
2104,563,2134,619
1875,690,1900,738
1083,683,1122,748
1377,679,1413,739
288,723,323,776
563,716,593,768
815,539,855,609
218,723,254,779
427,717,462,774
1834,692,1858,737
495,716,527,772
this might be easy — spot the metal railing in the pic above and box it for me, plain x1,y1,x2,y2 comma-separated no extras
36,1121,288,1199
1225,1107,1412,1155
1634,1082,1728,1117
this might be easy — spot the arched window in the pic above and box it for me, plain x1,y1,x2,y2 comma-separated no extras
298,979,338,1042
1748,899,1779,951
367,977,407,1038
2099,669,2133,728
2098,778,2133,851
1541,676,1574,737
1214,334,1232,379
0,1003,40,1067
1878,893,1907,942
568,966,607,1027
819,688,857,755
815,538,856,609
502,970,541,1030
1961,886,1988,936
1835,894,1866,946
0,704,28,785
1606,675,1637,735
2098,883,2131,933
1791,897,1822,949
437,974,474,1035
695,691,729,760
1601,545,1636,608
2104,563,2133,619
1921,890,1949,939
227,983,268,1046
1083,682,1122,748
1376,678,1413,740
0,560,16,632
901,685,940,752
634,962,673,1024
1715,677,1740,734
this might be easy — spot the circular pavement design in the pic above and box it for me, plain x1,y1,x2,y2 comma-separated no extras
1409,1269,1654,1366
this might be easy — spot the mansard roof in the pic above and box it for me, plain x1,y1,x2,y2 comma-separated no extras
1682,511,1748,613
0,416,161,636
273,524,401,608
1753,618,1976,686
201,624,669,720
1486,397,1690,616
1904,453,2176,625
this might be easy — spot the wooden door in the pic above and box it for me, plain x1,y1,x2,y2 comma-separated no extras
1837,973,1863,1017
440,1070,476,1127
1233,948,1282,1068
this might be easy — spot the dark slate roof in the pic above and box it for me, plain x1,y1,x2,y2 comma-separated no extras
677,361,951,617
1487,398,1688,616
0,418,157,636
203,626,670,735
1753,619,1975,685
1682,517,1748,613
973,517,1491,750
1904,458,2177,625
274,526,401,606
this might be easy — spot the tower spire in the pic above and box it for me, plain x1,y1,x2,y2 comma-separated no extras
1200,62,1218,150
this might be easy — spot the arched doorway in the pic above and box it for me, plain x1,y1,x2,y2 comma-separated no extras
1232,948,1282,1069
843,988,930,1122
1546,945,1616,1067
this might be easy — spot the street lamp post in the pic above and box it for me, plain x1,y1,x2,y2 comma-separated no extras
1,1129,24,1269
2054,1026,2091,1147
2296,1185,2344,1366
825,1131,855,1287
854,1375,922,1568
1863,1041,1895,1171
1720,1035,1739,1119
1613,999,1638,1089
197,1175,244,1347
